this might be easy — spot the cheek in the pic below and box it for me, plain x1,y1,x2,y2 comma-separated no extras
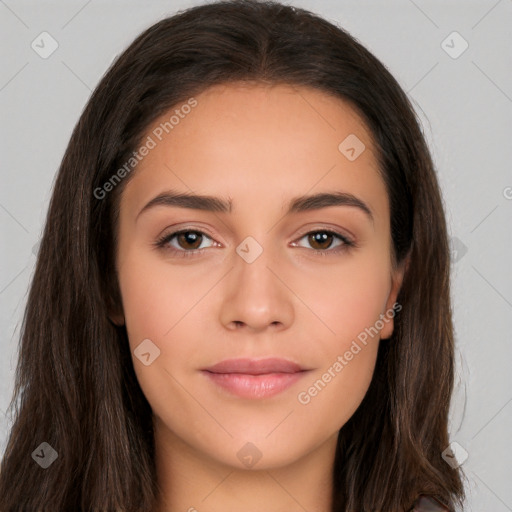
118,259,201,428
295,254,392,352
117,248,193,344
117,251,206,395
294,340,378,441
293,261,388,421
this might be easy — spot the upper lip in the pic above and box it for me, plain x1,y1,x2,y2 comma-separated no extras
202,358,306,375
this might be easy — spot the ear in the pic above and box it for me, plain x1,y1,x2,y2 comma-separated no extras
106,285,125,326
380,255,410,340
109,311,125,327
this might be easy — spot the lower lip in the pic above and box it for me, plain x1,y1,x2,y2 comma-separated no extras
201,371,308,399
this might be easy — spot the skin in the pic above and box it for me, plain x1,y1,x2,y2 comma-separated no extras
111,82,405,512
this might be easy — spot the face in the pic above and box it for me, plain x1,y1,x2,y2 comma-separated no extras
113,82,404,471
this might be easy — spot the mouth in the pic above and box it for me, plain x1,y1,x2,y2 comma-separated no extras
201,357,311,399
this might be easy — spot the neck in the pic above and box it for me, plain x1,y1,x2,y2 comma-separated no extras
152,417,337,512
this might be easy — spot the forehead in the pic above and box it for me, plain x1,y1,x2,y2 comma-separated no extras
120,82,387,221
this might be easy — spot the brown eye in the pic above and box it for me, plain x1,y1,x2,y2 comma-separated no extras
156,229,215,254
175,231,204,250
293,229,354,256
307,232,336,250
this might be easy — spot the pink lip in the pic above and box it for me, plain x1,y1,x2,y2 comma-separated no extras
201,358,310,399
204,357,305,374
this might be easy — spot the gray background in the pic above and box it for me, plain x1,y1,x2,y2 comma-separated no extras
1,1,511,510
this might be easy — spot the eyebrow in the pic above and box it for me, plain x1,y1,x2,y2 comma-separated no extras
136,189,374,223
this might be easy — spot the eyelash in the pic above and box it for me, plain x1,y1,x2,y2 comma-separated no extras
154,228,356,259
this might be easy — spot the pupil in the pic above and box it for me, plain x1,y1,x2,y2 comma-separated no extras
180,232,201,249
310,232,331,250
176,231,333,251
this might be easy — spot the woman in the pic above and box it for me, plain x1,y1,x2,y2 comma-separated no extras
0,1,466,510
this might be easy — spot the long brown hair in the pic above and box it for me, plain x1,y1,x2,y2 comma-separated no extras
0,1,466,510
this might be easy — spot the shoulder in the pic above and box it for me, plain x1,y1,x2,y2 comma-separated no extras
410,494,451,512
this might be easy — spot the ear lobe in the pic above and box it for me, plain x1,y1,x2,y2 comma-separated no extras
106,279,125,326
109,311,125,326
106,291,125,326
380,256,409,340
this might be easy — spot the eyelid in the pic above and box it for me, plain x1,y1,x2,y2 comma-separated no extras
158,223,355,243
290,229,354,254
156,224,219,244
293,224,355,243
156,225,354,245
155,226,219,252
154,224,356,258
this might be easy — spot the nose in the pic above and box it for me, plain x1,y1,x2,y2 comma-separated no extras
218,240,294,333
